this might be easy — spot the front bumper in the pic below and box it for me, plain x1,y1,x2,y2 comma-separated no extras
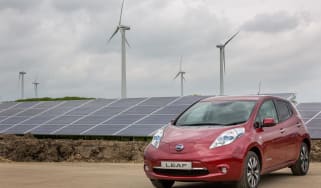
144,143,245,182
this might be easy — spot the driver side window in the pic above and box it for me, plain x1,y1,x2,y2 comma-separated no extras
255,100,279,126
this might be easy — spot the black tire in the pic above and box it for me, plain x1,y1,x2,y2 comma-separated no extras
150,179,174,188
236,151,261,188
291,142,310,176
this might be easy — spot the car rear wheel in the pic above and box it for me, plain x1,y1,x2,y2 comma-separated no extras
150,179,174,188
291,142,310,176
236,151,261,188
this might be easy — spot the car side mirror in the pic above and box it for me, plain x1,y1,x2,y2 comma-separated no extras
262,118,276,127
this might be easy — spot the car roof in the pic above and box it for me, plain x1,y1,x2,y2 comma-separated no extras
200,95,285,102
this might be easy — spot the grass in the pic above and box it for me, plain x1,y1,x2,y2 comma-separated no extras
15,96,95,102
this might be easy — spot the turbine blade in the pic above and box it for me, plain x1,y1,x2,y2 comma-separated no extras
125,36,131,48
174,72,180,79
224,31,240,46
108,27,119,42
119,0,125,25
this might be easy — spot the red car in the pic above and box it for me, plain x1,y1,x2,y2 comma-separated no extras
144,96,310,188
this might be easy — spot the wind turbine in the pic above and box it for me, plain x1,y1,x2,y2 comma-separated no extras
108,0,130,99
32,80,40,98
174,56,186,97
19,71,26,99
216,31,239,96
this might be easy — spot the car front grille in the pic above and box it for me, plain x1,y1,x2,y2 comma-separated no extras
153,168,209,176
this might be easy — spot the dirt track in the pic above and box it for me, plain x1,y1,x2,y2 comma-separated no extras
0,162,321,188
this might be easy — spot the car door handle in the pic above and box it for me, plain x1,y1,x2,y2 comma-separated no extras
280,128,286,134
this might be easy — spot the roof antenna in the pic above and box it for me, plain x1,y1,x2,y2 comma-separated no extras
257,80,262,95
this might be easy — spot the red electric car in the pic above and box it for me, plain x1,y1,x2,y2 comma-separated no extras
144,96,310,188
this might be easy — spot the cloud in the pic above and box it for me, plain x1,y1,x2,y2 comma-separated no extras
0,0,41,11
242,11,303,33
0,0,321,102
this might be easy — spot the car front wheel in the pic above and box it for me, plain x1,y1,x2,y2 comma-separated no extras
291,142,310,176
237,151,261,188
150,179,174,188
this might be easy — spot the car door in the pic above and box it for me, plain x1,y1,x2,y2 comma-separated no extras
255,100,283,169
274,99,299,162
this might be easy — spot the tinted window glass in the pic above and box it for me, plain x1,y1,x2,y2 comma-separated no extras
256,100,278,125
275,100,292,122
176,101,256,126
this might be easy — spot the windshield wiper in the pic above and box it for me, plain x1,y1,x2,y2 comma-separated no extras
225,121,247,126
178,123,223,126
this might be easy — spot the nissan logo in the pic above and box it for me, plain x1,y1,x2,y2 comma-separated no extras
175,144,184,152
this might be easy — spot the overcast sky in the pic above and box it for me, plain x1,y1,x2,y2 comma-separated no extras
0,0,320,102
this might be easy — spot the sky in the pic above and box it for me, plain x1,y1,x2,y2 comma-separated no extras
0,0,321,102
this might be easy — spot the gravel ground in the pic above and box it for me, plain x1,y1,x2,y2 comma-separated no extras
0,162,321,188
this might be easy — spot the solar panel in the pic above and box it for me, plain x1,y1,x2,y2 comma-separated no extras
136,115,177,125
117,124,164,136
35,101,63,108
3,95,320,138
17,109,46,116
0,108,24,116
104,115,145,124
139,97,178,106
297,103,321,110
0,102,17,109
92,107,128,116
66,99,115,115
309,129,321,139
31,124,65,134
57,100,88,108
123,106,161,115
306,118,321,128
46,116,82,124
109,98,147,107
21,116,56,124
0,124,12,132
14,102,39,108
4,124,39,134
73,116,110,125
86,124,129,135
55,124,97,135
155,105,190,115
0,116,29,124
299,110,320,119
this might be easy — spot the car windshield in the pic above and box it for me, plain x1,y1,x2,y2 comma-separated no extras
175,100,256,126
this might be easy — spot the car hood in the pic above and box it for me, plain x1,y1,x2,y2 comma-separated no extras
162,125,229,144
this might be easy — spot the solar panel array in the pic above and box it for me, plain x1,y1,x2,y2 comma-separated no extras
0,96,205,137
296,103,321,139
0,95,320,138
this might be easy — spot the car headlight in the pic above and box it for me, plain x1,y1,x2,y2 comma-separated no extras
209,127,245,149
151,128,164,148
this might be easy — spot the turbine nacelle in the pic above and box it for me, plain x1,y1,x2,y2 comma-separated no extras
119,25,130,30
216,44,224,48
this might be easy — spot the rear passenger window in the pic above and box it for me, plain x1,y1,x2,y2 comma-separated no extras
275,100,293,122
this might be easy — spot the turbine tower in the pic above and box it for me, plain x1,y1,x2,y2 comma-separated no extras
19,71,26,99
108,0,130,99
216,31,239,96
32,80,40,98
174,56,186,97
